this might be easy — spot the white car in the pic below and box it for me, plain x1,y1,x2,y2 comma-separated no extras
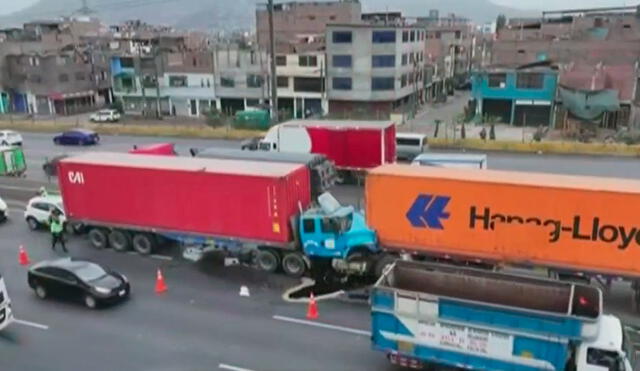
24,193,66,230
0,130,23,146
0,196,7,222
89,109,121,123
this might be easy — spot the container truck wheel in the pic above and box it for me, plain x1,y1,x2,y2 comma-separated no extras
374,254,398,278
256,249,280,273
109,230,132,252
88,228,109,249
132,233,155,255
282,253,307,278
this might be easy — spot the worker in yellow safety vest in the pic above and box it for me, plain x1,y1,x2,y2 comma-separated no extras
49,209,67,253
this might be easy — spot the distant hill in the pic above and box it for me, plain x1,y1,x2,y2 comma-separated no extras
0,0,536,30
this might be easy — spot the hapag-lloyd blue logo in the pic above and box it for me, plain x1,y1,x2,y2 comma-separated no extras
406,194,451,230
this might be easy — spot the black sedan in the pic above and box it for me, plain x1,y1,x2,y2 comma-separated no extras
28,258,130,309
53,129,100,146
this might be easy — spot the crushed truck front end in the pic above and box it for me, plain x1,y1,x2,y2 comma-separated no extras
371,260,605,371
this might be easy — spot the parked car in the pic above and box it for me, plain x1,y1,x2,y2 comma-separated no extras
89,109,121,123
28,258,130,309
53,129,100,146
0,195,7,222
42,154,70,177
395,133,428,161
0,130,23,146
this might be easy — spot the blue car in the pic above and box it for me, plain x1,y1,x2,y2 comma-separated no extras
53,129,100,146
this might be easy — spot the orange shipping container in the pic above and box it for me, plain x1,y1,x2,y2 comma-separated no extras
366,165,640,277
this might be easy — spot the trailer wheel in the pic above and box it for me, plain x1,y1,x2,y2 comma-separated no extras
88,228,109,249
132,233,155,255
282,253,306,278
256,249,280,273
109,230,132,252
374,254,397,278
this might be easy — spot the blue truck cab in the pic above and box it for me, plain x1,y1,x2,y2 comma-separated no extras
298,193,377,265
371,261,637,371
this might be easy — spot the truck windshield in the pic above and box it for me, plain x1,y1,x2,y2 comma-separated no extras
322,214,353,234
587,348,625,371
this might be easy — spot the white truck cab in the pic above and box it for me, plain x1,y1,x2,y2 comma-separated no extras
576,314,636,371
0,272,13,331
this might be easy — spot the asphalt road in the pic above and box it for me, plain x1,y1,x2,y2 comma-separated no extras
3,132,640,370
0,217,395,371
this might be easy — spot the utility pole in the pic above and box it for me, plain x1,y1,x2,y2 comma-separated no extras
267,0,278,121
153,46,162,118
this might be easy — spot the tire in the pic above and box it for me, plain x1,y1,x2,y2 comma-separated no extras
88,228,109,249
109,230,131,252
282,252,307,278
132,233,155,255
374,254,398,278
35,285,47,299
54,138,61,145
26,216,40,231
84,295,97,309
256,249,280,273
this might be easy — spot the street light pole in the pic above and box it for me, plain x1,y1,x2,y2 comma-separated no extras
267,0,278,121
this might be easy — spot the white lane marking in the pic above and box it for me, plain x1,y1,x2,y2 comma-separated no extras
0,185,40,192
150,254,173,261
219,363,256,371
13,318,49,330
272,315,371,337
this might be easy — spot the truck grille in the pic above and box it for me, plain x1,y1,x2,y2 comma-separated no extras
0,291,4,305
0,308,5,323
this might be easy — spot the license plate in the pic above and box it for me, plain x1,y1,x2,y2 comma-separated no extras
119,290,126,296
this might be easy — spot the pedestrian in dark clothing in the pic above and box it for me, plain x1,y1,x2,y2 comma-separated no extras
49,209,67,253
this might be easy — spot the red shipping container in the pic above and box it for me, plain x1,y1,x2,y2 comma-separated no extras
264,120,396,170
58,152,311,244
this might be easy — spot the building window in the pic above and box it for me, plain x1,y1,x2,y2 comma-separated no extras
410,30,416,42
29,57,39,66
120,57,134,68
401,74,407,88
221,76,234,87
516,73,544,89
372,55,395,68
329,15,336,21
332,77,352,90
402,31,409,42
488,73,507,88
371,77,395,90
298,55,318,67
294,77,323,92
332,55,352,68
402,54,408,66
247,74,264,88
29,74,42,83
169,75,187,87
59,74,69,83
276,55,287,66
455,30,461,39
372,30,396,43
277,76,289,88
332,31,352,43
435,31,441,39
75,72,86,81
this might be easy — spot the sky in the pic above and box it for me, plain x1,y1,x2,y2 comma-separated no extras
0,0,634,15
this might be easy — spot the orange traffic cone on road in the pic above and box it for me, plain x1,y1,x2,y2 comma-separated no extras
155,268,167,294
18,245,30,266
306,292,319,320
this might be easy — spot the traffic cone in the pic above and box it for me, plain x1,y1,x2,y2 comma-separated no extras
155,268,167,294
18,245,30,266
306,292,319,320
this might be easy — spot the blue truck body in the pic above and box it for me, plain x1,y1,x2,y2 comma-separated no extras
370,261,632,371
